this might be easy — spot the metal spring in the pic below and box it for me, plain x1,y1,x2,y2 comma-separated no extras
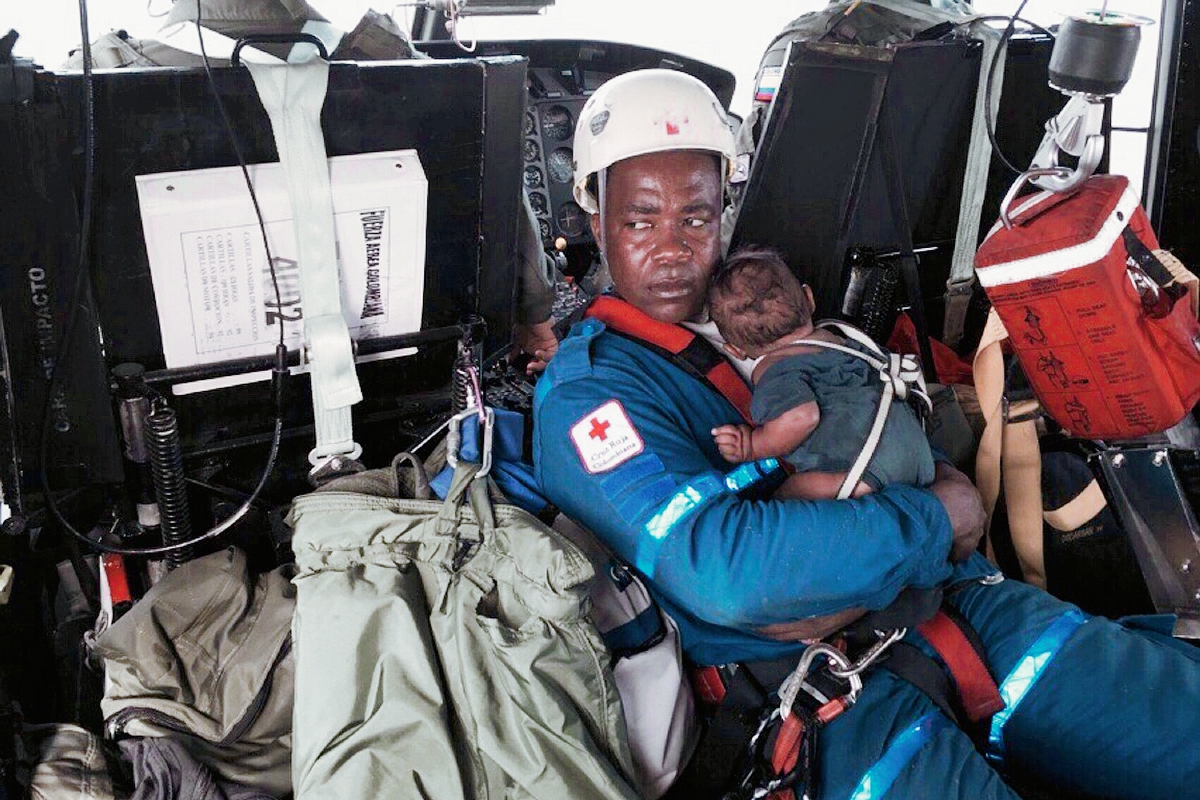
452,342,472,413
146,407,192,569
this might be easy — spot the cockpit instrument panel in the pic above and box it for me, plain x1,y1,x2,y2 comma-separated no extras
421,40,736,250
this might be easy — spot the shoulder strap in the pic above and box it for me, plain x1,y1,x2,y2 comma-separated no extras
585,296,754,422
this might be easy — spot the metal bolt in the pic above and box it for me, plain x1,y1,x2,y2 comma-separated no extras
1154,450,1169,467
329,458,342,471
1183,560,1193,574
1111,453,1126,468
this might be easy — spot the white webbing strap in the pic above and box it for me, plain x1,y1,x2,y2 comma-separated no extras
246,59,363,466
794,322,932,499
944,22,1008,348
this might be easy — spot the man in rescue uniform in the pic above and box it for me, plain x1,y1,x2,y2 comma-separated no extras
532,69,1200,799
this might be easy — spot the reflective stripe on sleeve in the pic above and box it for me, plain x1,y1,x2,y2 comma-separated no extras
849,712,951,800
636,473,725,576
987,608,1088,761
634,459,781,577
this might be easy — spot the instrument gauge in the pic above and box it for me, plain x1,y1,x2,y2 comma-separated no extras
547,148,574,184
541,105,574,142
523,165,544,189
556,202,586,238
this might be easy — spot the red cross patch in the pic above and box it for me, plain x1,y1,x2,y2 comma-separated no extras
570,400,644,474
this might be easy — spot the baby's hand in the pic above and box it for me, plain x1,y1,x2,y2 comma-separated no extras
712,424,755,463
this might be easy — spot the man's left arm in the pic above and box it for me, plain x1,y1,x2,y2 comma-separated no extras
535,358,957,630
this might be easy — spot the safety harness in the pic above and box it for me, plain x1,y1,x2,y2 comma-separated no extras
585,296,1006,800
787,321,933,499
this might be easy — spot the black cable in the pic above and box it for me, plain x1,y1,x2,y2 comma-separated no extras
196,11,286,351
36,0,100,551
984,0,1038,177
185,476,271,510
35,0,287,557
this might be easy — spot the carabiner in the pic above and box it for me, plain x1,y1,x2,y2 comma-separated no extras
446,406,495,478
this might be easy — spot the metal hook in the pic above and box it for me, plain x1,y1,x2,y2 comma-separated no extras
446,406,495,478
998,167,1076,230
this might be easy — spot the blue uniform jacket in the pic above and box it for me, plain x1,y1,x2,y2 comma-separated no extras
533,317,994,666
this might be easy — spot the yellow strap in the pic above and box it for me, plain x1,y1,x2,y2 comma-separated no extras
972,309,1046,586
1153,248,1200,320
1043,479,1107,532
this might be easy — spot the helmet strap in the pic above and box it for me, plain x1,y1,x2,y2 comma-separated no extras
596,167,609,268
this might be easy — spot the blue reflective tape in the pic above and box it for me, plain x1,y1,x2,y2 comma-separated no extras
614,475,678,525
988,608,1087,760
601,605,662,653
723,458,782,492
600,453,667,490
636,472,726,576
849,712,950,800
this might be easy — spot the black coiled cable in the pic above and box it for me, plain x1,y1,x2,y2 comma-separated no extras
452,343,473,413
145,407,192,569
857,263,901,344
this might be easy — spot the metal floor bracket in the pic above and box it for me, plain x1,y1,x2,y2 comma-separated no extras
1097,446,1200,638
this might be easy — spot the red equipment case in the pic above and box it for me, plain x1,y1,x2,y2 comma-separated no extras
975,175,1200,440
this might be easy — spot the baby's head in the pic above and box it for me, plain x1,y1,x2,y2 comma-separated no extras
709,246,815,358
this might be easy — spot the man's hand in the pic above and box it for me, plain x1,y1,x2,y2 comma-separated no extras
928,462,987,562
712,424,755,462
512,320,559,375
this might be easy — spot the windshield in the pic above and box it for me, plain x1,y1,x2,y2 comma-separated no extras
11,0,1163,194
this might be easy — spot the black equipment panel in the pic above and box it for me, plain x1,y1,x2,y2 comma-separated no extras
733,34,1090,346
1151,0,1200,267
0,57,526,500
422,39,736,249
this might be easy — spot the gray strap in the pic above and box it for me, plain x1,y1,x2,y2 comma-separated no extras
246,60,363,469
944,22,1008,348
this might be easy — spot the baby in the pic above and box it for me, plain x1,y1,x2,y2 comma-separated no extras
708,246,935,500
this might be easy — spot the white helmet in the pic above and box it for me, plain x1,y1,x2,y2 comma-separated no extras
572,69,737,214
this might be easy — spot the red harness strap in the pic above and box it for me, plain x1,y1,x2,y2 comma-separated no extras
585,295,754,422
917,610,1005,723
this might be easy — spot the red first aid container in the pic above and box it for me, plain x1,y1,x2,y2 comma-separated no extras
975,175,1200,440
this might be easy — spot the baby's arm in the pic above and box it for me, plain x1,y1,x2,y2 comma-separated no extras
713,401,821,462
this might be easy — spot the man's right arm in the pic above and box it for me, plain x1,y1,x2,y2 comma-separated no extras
533,348,957,631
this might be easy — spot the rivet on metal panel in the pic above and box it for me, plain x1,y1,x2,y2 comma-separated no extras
1154,450,1169,467
1111,453,1126,468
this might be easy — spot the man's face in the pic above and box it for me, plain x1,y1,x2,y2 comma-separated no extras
590,150,722,324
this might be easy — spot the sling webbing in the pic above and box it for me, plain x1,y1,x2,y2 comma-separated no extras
586,296,754,422
790,321,932,499
246,59,363,469
916,608,1004,723
943,22,1007,348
